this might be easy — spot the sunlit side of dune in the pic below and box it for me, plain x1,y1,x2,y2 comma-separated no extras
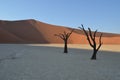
0,19,120,44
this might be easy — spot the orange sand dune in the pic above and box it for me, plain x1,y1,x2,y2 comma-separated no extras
0,19,120,44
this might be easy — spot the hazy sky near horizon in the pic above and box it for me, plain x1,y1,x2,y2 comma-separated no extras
0,0,120,33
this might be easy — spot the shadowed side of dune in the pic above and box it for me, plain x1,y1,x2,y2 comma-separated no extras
0,20,49,43
0,27,25,43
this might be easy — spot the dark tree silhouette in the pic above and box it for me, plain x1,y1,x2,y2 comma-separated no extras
55,29,74,53
79,24,103,60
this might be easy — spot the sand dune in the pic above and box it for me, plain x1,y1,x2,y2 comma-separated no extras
0,19,120,44
0,27,24,43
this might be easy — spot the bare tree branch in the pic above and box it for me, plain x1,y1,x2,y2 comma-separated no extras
88,28,94,40
97,33,103,51
54,29,74,53
79,25,94,47
78,24,103,60
94,30,97,39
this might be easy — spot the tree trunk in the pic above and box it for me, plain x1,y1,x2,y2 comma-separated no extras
91,50,97,60
64,41,68,53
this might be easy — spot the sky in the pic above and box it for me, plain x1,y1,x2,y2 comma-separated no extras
0,0,120,33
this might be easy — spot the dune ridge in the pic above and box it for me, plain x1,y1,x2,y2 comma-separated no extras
0,19,120,44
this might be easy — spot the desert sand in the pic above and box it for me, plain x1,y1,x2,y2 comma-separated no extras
0,44,120,80
29,44,120,52
0,19,120,44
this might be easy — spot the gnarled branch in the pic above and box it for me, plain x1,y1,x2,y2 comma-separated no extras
54,29,74,53
78,24,103,60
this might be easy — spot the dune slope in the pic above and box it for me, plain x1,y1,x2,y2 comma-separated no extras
0,19,120,44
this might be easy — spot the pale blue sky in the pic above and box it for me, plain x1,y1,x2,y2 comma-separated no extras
0,0,120,33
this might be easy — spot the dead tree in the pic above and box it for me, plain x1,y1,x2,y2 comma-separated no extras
55,29,74,53
79,24,103,60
